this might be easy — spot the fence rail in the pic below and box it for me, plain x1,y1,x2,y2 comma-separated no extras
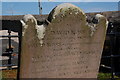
0,29,19,70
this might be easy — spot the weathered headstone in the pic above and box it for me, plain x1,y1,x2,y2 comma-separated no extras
19,3,108,78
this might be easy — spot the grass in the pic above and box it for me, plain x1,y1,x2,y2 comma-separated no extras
98,73,120,80
0,69,120,80
1,69,17,79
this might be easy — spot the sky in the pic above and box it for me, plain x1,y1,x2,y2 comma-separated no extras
1,2,120,15
1,0,120,2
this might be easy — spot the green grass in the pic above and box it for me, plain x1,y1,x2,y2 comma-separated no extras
98,73,120,80
1,69,17,79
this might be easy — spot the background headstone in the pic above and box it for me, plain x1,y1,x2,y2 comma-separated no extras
19,3,108,78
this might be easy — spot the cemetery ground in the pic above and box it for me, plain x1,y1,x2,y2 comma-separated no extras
1,69,120,79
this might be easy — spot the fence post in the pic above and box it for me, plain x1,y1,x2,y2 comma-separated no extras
109,32,115,80
7,29,12,70
17,23,22,80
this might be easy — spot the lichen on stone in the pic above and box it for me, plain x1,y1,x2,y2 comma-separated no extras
36,24,46,46
86,14,108,37
20,14,46,46
47,3,85,22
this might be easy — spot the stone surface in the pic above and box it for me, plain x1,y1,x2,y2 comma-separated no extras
19,3,108,78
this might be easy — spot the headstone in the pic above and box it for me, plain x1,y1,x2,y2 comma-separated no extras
19,3,108,78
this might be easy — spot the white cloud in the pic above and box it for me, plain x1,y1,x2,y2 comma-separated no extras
84,8,107,12
1,0,120,2
48,0,54,1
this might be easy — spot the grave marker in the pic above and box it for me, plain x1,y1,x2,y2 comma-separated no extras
19,3,108,78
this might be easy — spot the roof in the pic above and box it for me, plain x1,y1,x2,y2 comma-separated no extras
86,11,120,23
0,11,120,22
1,11,120,32
0,15,48,22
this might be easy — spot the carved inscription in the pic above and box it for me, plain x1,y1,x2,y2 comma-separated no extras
21,27,104,78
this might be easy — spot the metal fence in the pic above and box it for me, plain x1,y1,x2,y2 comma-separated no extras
101,32,120,79
0,29,19,70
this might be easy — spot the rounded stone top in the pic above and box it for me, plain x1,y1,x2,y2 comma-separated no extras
47,3,85,22
23,14,37,25
95,14,105,20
